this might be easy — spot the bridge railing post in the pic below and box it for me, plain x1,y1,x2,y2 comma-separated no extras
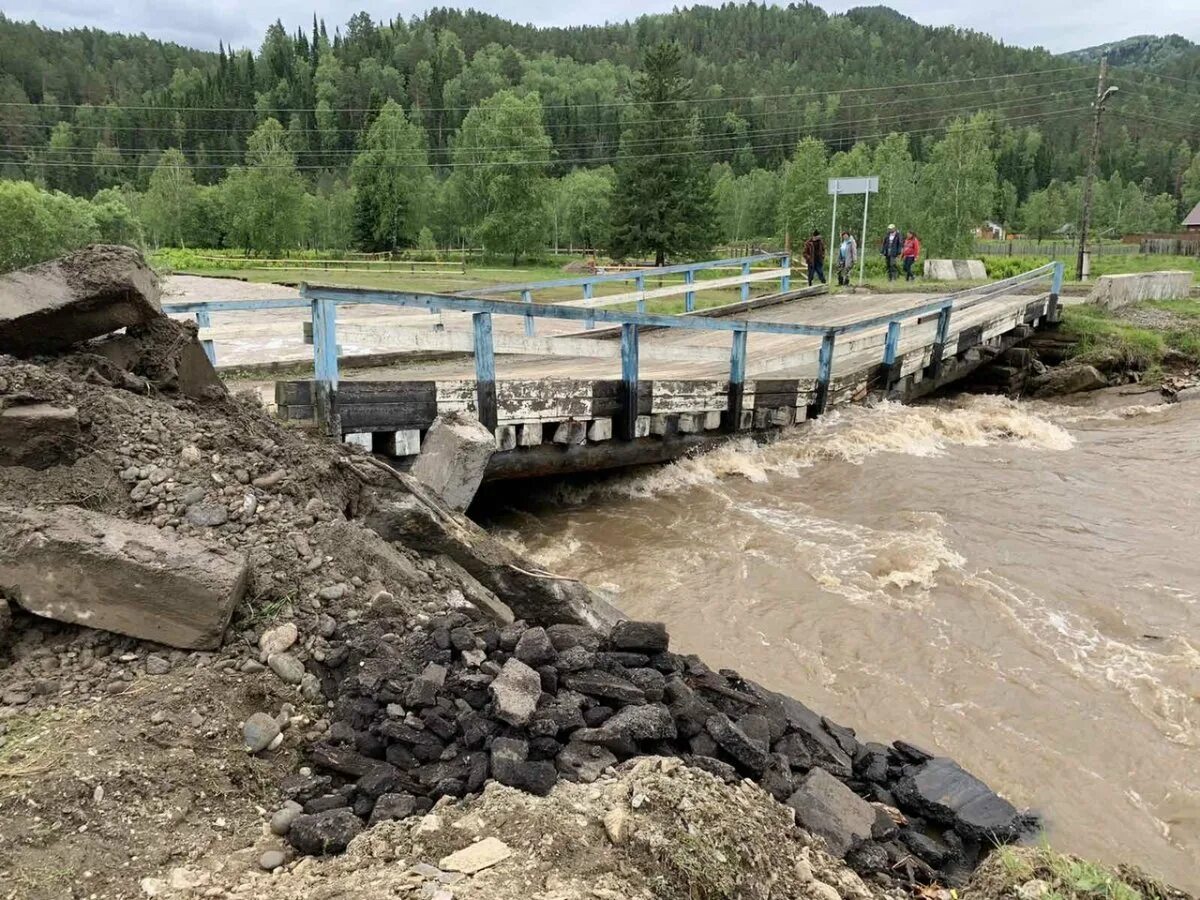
307,289,340,436
810,330,836,418
780,255,791,292
684,269,696,313
473,312,498,433
1047,261,1065,324
522,289,534,336
883,320,902,391
740,261,751,302
619,323,639,440
928,304,952,379
194,310,216,364
635,274,646,314
724,328,748,433
583,282,595,329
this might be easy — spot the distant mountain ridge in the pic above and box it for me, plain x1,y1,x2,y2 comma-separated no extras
1064,33,1200,72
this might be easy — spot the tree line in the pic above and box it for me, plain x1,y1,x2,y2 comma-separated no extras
2,5,1199,271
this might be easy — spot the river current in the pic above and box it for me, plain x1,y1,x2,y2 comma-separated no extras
479,392,1200,890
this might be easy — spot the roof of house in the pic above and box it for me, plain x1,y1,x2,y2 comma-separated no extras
1184,201,1200,228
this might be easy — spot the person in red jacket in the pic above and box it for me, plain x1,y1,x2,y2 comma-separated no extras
902,231,921,282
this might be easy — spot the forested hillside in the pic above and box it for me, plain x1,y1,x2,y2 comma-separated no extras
2,4,1199,268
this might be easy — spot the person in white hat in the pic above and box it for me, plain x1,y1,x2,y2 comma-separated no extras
881,224,903,281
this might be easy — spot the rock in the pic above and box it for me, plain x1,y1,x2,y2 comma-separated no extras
318,583,348,601
260,622,299,656
785,768,876,857
0,404,80,469
185,502,228,528
547,623,602,652
2,688,31,705
562,669,645,705
244,712,282,753
407,663,448,707
892,756,1023,841
1018,879,1052,900
489,658,542,726
408,412,496,512
0,504,248,650
300,672,323,702
438,836,512,874
287,808,364,855
514,626,558,667
368,791,419,825
809,881,842,900
1029,364,1107,398
259,850,286,871
597,703,676,743
608,620,669,653
769,690,854,777
490,736,557,795
0,245,161,355
145,654,171,676
556,741,617,783
705,714,768,775
604,806,634,845
270,802,303,836
268,653,306,685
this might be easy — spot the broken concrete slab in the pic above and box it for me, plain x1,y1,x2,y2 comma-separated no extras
408,411,495,512
0,245,161,356
0,403,80,469
359,467,621,631
785,767,876,857
88,317,226,401
0,504,248,649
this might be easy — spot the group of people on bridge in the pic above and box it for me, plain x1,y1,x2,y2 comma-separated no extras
800,225,921,287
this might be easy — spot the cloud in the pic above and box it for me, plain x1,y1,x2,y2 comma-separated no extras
2,0,1197,54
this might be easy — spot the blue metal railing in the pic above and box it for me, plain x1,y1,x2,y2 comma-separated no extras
163,258,1063,435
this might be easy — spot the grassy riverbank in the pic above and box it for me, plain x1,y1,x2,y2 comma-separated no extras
1060,299,1200,373
968,845,1190,900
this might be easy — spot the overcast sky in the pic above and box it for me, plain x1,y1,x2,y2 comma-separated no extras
4,0,1198,56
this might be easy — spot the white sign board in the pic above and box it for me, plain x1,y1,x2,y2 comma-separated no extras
828,176,879,196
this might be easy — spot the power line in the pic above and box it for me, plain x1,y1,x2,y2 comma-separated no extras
2,90,1095,161
6,77,1095,138
0,65,1096,115
0,106,1090,171
2,90,1097,164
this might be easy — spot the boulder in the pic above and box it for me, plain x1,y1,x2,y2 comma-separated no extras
705,713,768,775
608,619,669,653
892,756,1023,841
408,412,495,512
786,767,876,857
1028,364,1107,398
489,658,542,726
0,504,248,650
556,741,617,783
287,809,363,856
0,245,161,355
0,404,80,469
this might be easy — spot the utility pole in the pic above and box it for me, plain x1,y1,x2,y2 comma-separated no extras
1077,55,1118,282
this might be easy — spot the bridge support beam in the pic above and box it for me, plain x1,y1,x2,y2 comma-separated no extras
1047,260,1065,325
927,305,952,379
883,320,902,390
809,331,836,418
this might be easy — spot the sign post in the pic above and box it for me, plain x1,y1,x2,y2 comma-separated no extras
827,176,879,286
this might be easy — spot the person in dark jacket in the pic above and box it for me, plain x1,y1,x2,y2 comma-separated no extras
881,224,903,281
802,230,827,286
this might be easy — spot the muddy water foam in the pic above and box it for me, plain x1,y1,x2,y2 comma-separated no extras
481,394,1200,889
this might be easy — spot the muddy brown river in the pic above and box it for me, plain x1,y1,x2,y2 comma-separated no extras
479,392,1200,890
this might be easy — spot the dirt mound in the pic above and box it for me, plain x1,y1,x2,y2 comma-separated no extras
196,757,903,900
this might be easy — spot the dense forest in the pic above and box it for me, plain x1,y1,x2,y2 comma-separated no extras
1,4,1199,269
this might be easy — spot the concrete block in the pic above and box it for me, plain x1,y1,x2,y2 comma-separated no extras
753,407,771,429
703,411,723,430
738,409,754,430
587,417,613,442
924,259,987,281
409,412,495,512
677,412,702,434
0,403,80,469
1091,271,1193,310
552,421,587,445
495,425,517,452
634,416,651,438
794,405,808,424
0,504,248,649
517,423,543,447
343,432,372,450
0,245,162,356
650,414,672,436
